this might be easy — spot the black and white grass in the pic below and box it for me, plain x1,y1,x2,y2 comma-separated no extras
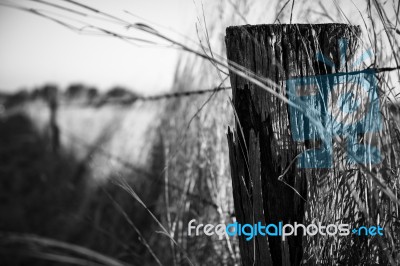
0,0,399,265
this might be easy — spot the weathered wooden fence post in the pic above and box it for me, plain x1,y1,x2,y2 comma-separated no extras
225,24,360,265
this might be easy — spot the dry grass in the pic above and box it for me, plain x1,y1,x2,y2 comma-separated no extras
1,0,400,265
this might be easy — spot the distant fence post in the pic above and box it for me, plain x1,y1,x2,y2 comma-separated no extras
225,24,361,265
44,85,60,154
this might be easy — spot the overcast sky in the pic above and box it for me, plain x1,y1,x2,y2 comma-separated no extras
1,0,397,95
0,0,197,94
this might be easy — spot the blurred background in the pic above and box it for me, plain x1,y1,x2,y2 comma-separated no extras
0,0,399,265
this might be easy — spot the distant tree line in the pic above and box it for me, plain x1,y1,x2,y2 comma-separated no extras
0,83,141,109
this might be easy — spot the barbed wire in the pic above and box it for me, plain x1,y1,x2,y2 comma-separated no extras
137,86,231,101
1,86,232,109
3,64,400,109
88,86,231,107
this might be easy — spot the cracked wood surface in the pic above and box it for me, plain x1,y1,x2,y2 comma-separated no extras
226,24,360,266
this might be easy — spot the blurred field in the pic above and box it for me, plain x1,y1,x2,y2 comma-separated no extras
0,98,171,265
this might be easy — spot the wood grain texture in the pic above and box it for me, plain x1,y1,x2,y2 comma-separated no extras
226,24,360,266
